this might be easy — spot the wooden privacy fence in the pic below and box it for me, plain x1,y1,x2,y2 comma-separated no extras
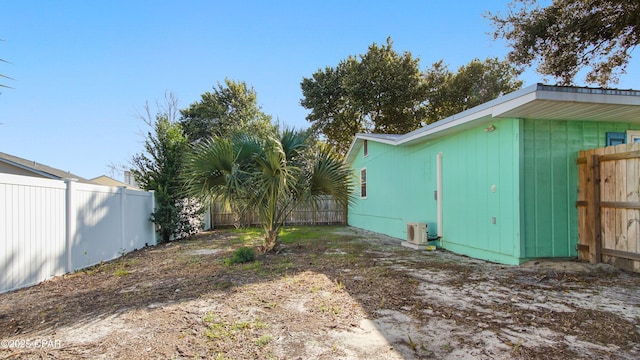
577,143,640,272
209,196,346,228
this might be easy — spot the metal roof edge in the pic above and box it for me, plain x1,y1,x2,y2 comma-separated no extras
344,83,640,162
396,84,541,144
0,157,60,180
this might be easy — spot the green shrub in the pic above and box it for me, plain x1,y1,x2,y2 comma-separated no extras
226,247,256,265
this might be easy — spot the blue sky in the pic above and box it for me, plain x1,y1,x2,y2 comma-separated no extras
1,0,638,180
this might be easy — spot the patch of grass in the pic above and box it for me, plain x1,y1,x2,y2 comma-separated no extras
279,226,344,245
269,258,293,275
255,334,272,347
203,314,269,342
211,281,233,290
230,228,263,245
241,259,262,271
114,268,130,277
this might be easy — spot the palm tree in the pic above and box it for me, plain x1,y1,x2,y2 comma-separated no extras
184,129,352,252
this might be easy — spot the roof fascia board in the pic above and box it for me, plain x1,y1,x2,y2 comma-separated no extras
398,108,495,145
344,83,640,162
357,134,399,145
397,84,540,144
535,88,640,106
0,158,59,179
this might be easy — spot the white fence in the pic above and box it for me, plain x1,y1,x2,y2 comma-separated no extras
1,173,156,294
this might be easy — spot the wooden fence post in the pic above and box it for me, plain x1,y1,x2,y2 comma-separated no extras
592,154,602,264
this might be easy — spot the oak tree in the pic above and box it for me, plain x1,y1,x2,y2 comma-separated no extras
488,0,640,86
301,38,427,154
424,58,523,123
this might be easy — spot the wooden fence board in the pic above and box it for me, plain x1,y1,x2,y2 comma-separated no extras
577,143,640,272
209,196,346,228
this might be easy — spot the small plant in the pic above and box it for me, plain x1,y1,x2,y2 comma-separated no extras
225,247,256,265
408,335,417,351
255,334,272,347
114,268,130,277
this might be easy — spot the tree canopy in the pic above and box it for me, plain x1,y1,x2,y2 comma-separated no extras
488,0,640,86
301,37,523,154
179,79,274,142
301,38,427,154
424,58,523,123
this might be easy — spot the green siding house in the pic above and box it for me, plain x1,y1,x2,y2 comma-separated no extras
345,84,640,265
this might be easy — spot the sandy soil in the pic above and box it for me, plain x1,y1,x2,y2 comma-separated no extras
0,226,638,359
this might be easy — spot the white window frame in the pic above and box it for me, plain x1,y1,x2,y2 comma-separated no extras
627,130,640,144
360,168,367,199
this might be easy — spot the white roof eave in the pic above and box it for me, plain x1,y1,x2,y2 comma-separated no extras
344,83,640,163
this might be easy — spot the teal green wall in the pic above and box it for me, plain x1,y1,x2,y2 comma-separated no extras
439,119,521,264
349,118,640,265
349,118,523,264
520,119,640,260
349,139,437,237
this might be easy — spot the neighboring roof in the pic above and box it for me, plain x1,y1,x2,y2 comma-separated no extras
345,83,640,164
90,175,139,189
0,151,93,183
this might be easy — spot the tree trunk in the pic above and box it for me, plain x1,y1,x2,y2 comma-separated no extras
262,228,279,252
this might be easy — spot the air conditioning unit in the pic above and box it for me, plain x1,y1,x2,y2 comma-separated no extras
407,222,428,245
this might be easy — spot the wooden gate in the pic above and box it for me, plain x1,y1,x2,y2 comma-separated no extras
577,143,640,272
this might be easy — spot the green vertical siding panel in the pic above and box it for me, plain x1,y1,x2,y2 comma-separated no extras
499,122,520,257
521,121,538,256
550,121,570,256
348,118,523,264
351,117,640,265
521,120,640,259
439,118,521,264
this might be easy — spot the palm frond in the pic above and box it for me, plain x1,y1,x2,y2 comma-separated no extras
183,137,245,204
278,127,309,162
308,144,354,207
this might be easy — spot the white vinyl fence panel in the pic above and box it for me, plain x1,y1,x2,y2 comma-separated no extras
1,173,156,294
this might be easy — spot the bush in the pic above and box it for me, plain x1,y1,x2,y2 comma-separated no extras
175,197,205,240
226,247,256,265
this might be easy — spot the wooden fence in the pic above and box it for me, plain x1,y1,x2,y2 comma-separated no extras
576,143,640,272
208,196,346,228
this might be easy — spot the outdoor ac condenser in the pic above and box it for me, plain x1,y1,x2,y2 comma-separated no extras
407,222,428,245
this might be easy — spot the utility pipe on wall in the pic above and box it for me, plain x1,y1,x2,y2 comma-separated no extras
436,152,443,247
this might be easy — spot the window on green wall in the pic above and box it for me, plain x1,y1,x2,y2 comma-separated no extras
606,132,625,146
363,140,368,157
360,168,367,198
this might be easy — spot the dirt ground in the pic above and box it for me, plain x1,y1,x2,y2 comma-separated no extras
1,226,639,359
